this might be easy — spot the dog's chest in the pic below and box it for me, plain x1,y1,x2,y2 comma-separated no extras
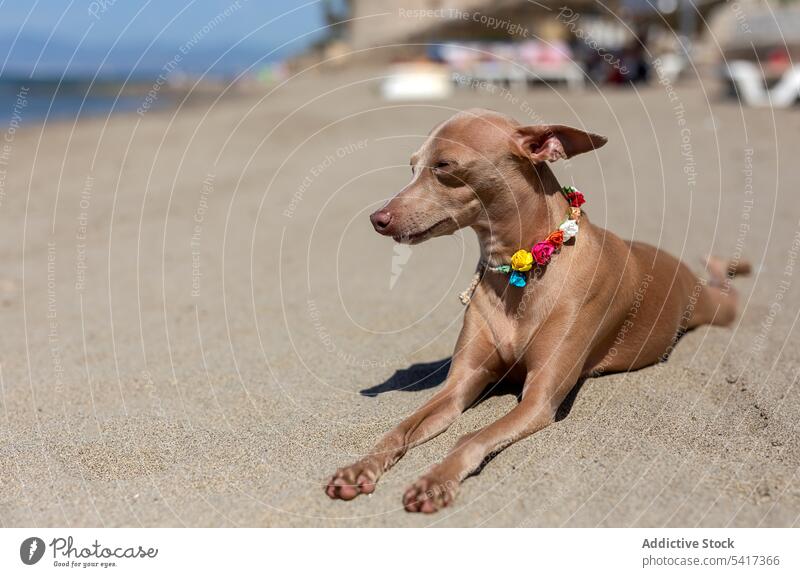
472,281,561,365
486,314,527,363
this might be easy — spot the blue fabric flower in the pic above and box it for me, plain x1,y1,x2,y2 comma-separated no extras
509,271,526,287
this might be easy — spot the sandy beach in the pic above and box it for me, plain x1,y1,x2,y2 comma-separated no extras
0,68,799,527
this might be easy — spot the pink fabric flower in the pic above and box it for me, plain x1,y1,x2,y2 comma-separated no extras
532,241,556,265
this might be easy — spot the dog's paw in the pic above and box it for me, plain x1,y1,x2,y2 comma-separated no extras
324,460,381,501
402,470,459,513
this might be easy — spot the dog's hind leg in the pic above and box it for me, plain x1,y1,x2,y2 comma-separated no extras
688,256,751,328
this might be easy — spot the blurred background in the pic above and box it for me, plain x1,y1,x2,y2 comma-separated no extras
1,1,800,527
1,0,799,121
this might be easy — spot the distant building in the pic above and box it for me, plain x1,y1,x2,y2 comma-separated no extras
348,0,602,52
294,0,746,71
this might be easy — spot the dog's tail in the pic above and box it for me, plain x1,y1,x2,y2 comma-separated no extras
703,255,751,288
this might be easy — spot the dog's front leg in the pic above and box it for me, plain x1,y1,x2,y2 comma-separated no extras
325,320,500,501
402,358,581,513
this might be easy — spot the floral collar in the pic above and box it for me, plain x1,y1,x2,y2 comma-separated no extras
489,186,585,288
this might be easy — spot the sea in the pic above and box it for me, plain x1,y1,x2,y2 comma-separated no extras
0,38,280,127
0,78,152,127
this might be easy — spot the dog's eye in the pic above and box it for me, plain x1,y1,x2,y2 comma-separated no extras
431,161,463,187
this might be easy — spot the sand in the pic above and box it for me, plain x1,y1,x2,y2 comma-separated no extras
0,68,799,527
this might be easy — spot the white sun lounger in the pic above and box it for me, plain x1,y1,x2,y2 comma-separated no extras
725,60,800,108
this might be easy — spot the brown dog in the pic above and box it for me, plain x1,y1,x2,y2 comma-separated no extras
324,108,748,513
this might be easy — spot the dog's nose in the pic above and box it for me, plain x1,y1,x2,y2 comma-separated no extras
370,210,392,232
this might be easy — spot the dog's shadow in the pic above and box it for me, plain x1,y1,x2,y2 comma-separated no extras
360,358,452,397
359,324,691,399
359,357,586,423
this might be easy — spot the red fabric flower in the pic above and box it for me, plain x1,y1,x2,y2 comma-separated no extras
566,190,585,207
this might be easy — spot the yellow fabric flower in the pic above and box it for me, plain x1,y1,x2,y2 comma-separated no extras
511,249,533,272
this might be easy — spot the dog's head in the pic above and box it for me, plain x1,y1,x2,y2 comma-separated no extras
369,108,606,243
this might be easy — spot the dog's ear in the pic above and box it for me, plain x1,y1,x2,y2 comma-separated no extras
512,124,607,163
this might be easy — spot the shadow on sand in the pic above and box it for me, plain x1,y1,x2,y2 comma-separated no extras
359,358,587,424
360,358,452,397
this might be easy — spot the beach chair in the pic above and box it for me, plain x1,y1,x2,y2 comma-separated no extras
725,60,800,108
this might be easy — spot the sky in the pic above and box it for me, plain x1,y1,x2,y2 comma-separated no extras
0,0,337,77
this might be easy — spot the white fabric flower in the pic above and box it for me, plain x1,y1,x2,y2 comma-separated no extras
559,219,579,240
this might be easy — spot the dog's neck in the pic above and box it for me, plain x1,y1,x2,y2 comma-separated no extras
472,164,570,269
